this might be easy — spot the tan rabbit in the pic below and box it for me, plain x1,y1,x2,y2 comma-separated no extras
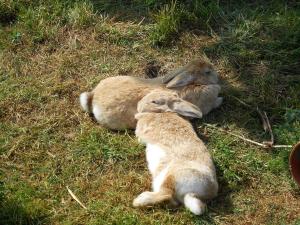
133,89,218,215
80,59,222,130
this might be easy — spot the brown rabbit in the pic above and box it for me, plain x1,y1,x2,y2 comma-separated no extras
133,89,218,215
80,59,222,130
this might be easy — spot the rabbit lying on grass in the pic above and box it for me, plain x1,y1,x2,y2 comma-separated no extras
133,90,218,215
80,59,222,130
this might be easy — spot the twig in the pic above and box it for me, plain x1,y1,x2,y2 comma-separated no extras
227,97,292,148
229,95,252,108
263,111,274,146
271,145,293,148
256,107,268,131
46,151,56,158
202,123,292,149
66,186,87,210
124,130,134,141
256,107,274,147
137,17,145,26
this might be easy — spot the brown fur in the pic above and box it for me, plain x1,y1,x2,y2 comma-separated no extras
178,84,221,115
135,112,215,171
81,59,221,130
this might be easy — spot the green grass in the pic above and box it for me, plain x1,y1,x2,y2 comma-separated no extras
150,1,183,45
149,0,221,45
68,1,96,28
0,0,299,224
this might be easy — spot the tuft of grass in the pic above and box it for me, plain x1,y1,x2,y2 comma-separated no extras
149,0,221,45
20,6,59,44
150,1,183,45
68,1,96,28
95,21,140,47
0,0,70,47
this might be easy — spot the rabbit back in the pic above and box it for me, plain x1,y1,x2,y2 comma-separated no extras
91,76,159,129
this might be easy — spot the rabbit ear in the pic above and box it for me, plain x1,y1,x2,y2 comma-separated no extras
171,99,203,118
162,67,185,84
165,71,195,88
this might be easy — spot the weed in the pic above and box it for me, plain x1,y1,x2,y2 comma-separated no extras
11,31,22,44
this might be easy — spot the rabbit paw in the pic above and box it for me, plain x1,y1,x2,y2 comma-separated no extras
133,191,153,207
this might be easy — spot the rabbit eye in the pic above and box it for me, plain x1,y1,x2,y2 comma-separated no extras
151,100,163,105
205,70,211,75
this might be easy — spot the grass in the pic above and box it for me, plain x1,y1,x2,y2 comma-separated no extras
68,1,96,28
0,0,299,224
150,0,221,45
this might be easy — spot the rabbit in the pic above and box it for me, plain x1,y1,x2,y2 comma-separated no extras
133,89,218,215
80,59,222,130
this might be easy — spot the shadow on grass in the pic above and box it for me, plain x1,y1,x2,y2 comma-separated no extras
0,199,49,225
90,0,150,22
200,0,300,145
205,178,234,224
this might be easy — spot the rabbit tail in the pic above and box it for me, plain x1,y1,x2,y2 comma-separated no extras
80,91,93,113
184,193,206,215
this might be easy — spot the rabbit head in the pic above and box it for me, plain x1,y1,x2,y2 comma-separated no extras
162,59,219,88
136,90,203,119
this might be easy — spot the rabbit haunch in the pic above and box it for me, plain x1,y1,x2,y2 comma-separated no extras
80,59,222,130
133,90,218,215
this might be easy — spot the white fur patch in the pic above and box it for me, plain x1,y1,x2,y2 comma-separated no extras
146,144,166,174
153,166,170,192
184,193,205,215
92,105,103,123
146,144,170,192
132,191,153,207
80,92,90,112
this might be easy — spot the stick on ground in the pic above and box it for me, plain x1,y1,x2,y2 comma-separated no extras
202,123,293,149
256,107,274,147
66,186,87,210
